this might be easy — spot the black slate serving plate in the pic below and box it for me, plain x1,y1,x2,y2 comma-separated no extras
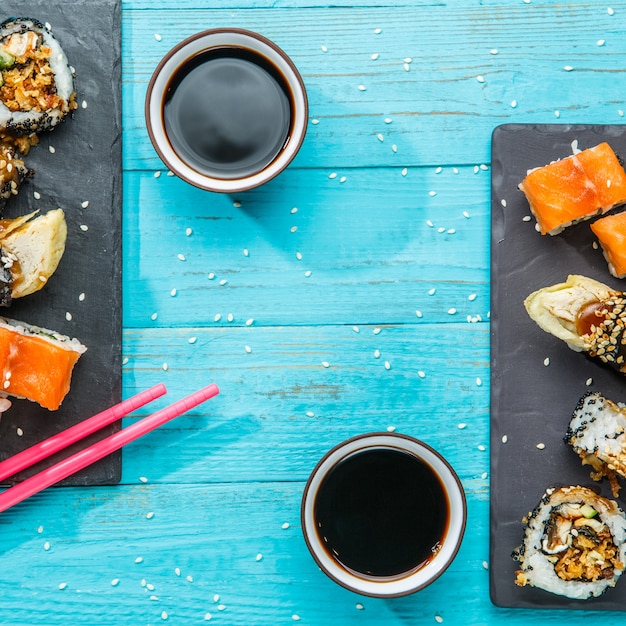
0,0,122,485
490,123,626,610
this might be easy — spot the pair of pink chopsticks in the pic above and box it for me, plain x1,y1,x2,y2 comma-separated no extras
0,382,220,513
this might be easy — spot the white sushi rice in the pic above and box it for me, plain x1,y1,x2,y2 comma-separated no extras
566,392,626,494
0,316,86,354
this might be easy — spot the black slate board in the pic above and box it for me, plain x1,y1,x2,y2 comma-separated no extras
490,124,626,610
0,0,122,485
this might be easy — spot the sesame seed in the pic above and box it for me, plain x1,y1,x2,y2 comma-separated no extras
213,595,220,603
292,616,301,622
227,313,234,322
522,215,532,222
384,361,391,370
543,357,550,366
306,411,315,417
186,575,193,582
429,288,436,296
321,45,328,52
170,289,177,297
219,279,228,286
510,99,518,108
416,310,423,317
291,207,298,214
586,377,593,386
59,582,67,590
329,172,337,179
555,110,560,118
161,611,168,620
476,377,482,386
49,145,56,154
66,312,72,321
404,62,410,71
401,167,408,177
373,327,381,335
501,435,508,444
111,578,120,586
185,228,192,236
204,614,212,621
429,190,437,197
481,472,488,479
154,170,161,178
135,557,143,563
468,293,477,301
282,522,290,529
435,616,443,624
426,220,434,227
233,200,242,208
536,443,545,450
154,33,162,41
448,308,457,315
139,476,148,483
177,253,186,261
374,28,382,34
458,423,467,429
214,314,221,322
482,561,489,570
463,211,471,218
311,118,319,125
256,553,263,561
490,48,498,55
246,319,254,326
243,248,249,257
322,361,330,368
16,427,22,436
477,75,485,83
501,199,507,207
44,541,51,551
217,605,226,611
151,313,158,321
353,326,360,333
564,65,574,71
387,425,396,432
339,176,347,183
79,293,86,301
358,85,367,91
245,345,252,354
478,444,486,451
384,117,392,124
598,39,606,46
356,603,364,610
304,270,312,277
377,133,384,142
162,363,168,371
371,53,379,60
608,7,615,15
418,371,426,378
81,99,88,109
208,273,215,280
374,349,381,358
37,526,44,534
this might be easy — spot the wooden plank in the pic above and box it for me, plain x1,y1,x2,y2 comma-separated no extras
0,480,493,625
119,322,489,483
122,166,490,328
121,3,626,170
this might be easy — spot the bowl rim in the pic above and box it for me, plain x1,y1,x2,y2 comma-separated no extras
144,27,308,193
300,432,467,598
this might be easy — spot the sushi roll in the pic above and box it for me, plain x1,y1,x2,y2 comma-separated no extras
518,142,626,235
0,18,75,137
0,209,67,307
590,211,626,279
513,485,626,599
0,141,31,209
566,392,626,497
524,274,626,373
0,316,86,410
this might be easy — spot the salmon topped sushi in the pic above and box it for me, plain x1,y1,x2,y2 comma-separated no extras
519,142,626,235
591,211,626,279
0,316,86,410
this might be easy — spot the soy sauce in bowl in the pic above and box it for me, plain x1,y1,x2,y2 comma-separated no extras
163,47,293,179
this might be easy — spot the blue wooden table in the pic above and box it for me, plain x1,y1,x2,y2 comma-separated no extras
2,1,626,624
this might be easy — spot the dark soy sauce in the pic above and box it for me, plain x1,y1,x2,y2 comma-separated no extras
163,47,292,179
314,448,449,578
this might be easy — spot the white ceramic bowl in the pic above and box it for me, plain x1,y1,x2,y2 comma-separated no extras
301,433,467,597
145,28,308,193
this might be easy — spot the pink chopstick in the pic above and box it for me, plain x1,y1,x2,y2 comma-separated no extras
0,382,220,514
0,383,168,483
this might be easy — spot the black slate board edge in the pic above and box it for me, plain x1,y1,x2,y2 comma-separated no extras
490,123,626,611
0,0,123,487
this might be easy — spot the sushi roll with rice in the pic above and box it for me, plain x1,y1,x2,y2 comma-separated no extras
0,17,75,139
513,485,626,599
524,274,626,373
0,316,86,411
566,392,626,497
518,142,626,236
